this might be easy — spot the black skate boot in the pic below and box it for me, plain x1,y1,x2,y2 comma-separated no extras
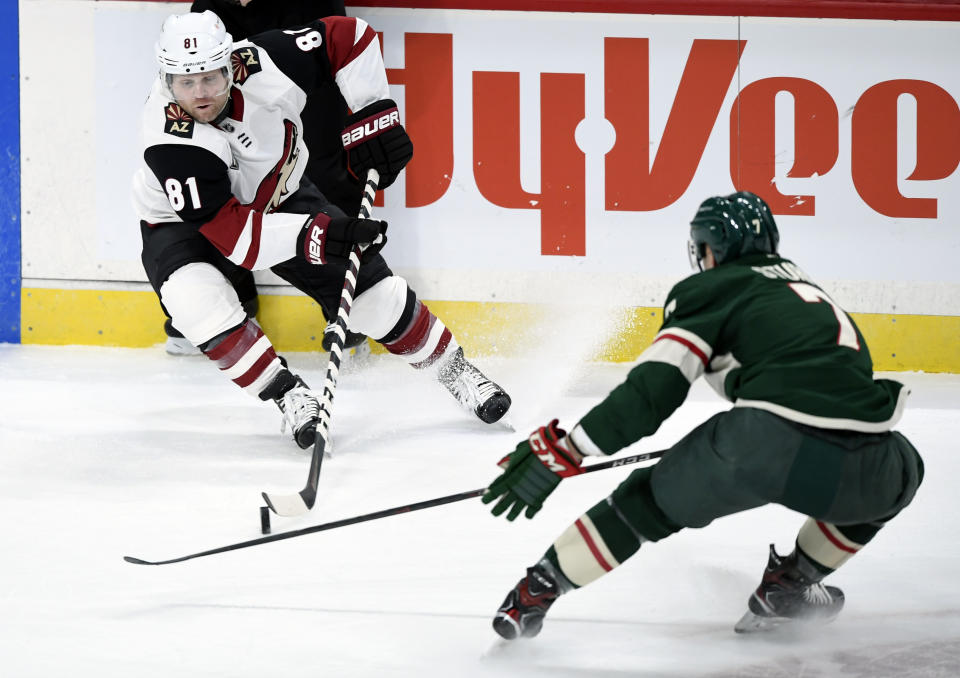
321,321,369,353
437,347,511,424
734,544,845,633
493,565,559,640
165,296,257,356
322,322,372,368
259,370,320,449
163,318,200,356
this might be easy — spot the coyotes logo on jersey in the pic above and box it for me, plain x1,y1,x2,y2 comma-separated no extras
164,103,194,138
250,119,301,213
232,47,263,86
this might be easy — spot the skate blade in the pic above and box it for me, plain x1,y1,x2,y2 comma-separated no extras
164,337,201,356
734,609,840,634
734,609,789,633
339,342,374,373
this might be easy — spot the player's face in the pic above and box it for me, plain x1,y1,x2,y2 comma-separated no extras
702,245,717,270
169,70,230,123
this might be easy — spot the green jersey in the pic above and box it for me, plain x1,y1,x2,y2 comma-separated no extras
573,254,909,456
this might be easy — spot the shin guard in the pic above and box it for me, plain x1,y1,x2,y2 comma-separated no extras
201,318,284,397
381,298,458,369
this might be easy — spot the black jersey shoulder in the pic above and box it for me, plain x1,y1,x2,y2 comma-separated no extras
663,254,789,331
670,254,786,304
244,21,334,95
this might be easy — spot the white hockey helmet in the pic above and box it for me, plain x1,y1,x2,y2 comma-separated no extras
155,10,233,79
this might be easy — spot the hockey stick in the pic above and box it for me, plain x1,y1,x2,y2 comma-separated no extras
261,169,380,517
125,447,665,566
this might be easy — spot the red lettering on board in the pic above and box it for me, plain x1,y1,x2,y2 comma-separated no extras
731,77,838,215
385,33,454,208
605,38,743,211
380,31,960,238
473,71,586,255
852,79,960,218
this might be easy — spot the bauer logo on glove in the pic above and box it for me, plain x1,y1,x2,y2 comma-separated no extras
299,213,387,265
341,108,401,148
305,221,327,265
341,98,413,190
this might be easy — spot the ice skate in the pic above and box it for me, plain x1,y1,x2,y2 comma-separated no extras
734,544,845,633
260,371,320,449
163,319,200,355
322,321,372,369
492,565,559,640
164,335,200,355
321,321,369,354
438,347,511,424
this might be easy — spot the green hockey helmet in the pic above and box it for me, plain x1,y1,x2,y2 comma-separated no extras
688,191,779,270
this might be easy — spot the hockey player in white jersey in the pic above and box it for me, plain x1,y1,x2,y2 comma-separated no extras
133,11,511,449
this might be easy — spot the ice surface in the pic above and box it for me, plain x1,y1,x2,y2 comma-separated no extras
1,344,958,677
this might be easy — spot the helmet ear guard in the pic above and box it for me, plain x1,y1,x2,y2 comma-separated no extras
688,191,780,269
687,238,707,271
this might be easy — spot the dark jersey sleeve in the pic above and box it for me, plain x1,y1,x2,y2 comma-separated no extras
575,274,726,454
144,144,233,226
143,143,296,269
578,362,692,454
247,17,381,103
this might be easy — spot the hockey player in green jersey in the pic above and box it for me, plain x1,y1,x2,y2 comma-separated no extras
484,191,924,638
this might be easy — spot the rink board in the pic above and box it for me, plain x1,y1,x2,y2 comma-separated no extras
10,1,960,372
20,286,960,372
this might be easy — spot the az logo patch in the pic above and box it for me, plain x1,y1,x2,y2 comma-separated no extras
164,103,194,138
232,47,262,85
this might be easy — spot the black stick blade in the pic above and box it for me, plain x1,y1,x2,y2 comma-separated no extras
123,556,153,565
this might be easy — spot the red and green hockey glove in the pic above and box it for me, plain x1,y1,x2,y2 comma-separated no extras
483,419,583,521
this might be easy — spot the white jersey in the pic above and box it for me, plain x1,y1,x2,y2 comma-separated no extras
132,17,389,271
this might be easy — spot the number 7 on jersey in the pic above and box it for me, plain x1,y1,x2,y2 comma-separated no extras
788,282,861,350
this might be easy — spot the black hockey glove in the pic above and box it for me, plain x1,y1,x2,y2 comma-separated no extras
341,98,413,190
299,213,387,266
